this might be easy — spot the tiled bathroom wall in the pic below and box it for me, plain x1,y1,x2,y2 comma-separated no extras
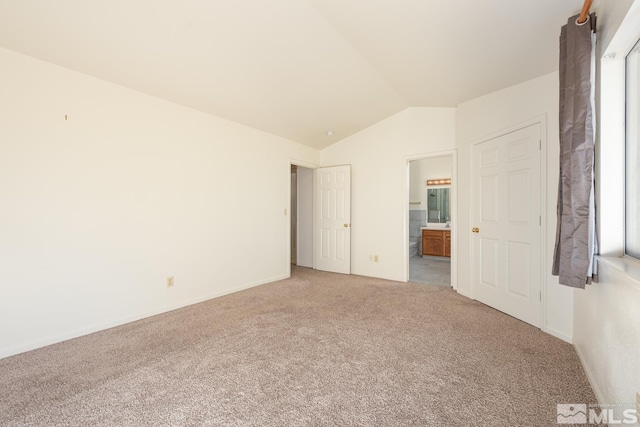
409,210,426,255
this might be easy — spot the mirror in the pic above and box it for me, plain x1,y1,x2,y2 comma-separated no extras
427,188,450,224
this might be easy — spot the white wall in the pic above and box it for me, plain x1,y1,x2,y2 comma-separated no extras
320,107,456,281
0,47,319,358
575,261,640,412
409,156,452,212
296,167,313,268
456,72,574,342
573,0,640,413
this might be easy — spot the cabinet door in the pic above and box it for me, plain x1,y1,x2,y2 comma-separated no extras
444,231,451,257
422,230,444,256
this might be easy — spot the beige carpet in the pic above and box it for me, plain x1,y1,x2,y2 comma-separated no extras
0,267,596,426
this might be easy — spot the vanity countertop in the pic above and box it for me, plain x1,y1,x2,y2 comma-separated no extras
421,227,451,231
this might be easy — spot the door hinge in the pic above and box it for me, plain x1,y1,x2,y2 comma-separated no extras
539,291,542,301
539,140,542,150
539,216,541,226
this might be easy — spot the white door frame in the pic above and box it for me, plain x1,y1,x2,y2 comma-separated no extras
287,159,318,278
469,115,548,331
403,149,458,290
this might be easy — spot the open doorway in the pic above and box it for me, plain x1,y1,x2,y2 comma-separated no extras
290,164,313,270
406,151,457,289
289,161,352,277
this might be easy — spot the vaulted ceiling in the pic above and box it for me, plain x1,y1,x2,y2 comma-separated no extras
0,0,584,148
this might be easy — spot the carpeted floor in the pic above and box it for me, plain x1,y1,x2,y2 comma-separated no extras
0,267,596,426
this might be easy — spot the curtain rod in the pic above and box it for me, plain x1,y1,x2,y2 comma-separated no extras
578,0,593,24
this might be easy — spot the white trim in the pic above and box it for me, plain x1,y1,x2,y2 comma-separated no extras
574,341,606,404
0,273,287,360
467,115,547,147
545,327,573,344
539,116,549,336
468,115,548,331
597,0,640,258
603,1,640,57
597,256,640,291
596,0,640,279
597,56,626,257
289,158,319,170
403,149,458,292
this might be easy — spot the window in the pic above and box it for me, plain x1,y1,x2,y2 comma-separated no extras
626,37,640,259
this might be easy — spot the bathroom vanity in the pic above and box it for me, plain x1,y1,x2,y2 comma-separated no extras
421,228,451,257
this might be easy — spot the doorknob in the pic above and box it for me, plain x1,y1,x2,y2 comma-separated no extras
344,224,350,228
472,227,480,233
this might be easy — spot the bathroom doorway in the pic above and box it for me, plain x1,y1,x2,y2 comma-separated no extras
406,152,457,288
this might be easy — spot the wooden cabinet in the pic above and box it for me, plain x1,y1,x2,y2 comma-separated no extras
422,229,451,257
422,230,443,256
444,231,451,257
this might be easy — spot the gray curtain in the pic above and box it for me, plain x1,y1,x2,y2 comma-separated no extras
552,13,597,289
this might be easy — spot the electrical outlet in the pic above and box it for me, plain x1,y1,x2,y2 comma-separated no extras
369,255,379,262
166,276,174,288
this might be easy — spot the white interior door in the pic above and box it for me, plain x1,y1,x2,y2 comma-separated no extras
314,165,351,274
471,123,542,327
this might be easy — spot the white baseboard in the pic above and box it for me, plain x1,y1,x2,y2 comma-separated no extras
574,341,606,405
352,271,405,282
544,326,573,344
456,288,471,298
0,273,288,360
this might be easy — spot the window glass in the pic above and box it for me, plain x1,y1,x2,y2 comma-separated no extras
626,38,640,259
